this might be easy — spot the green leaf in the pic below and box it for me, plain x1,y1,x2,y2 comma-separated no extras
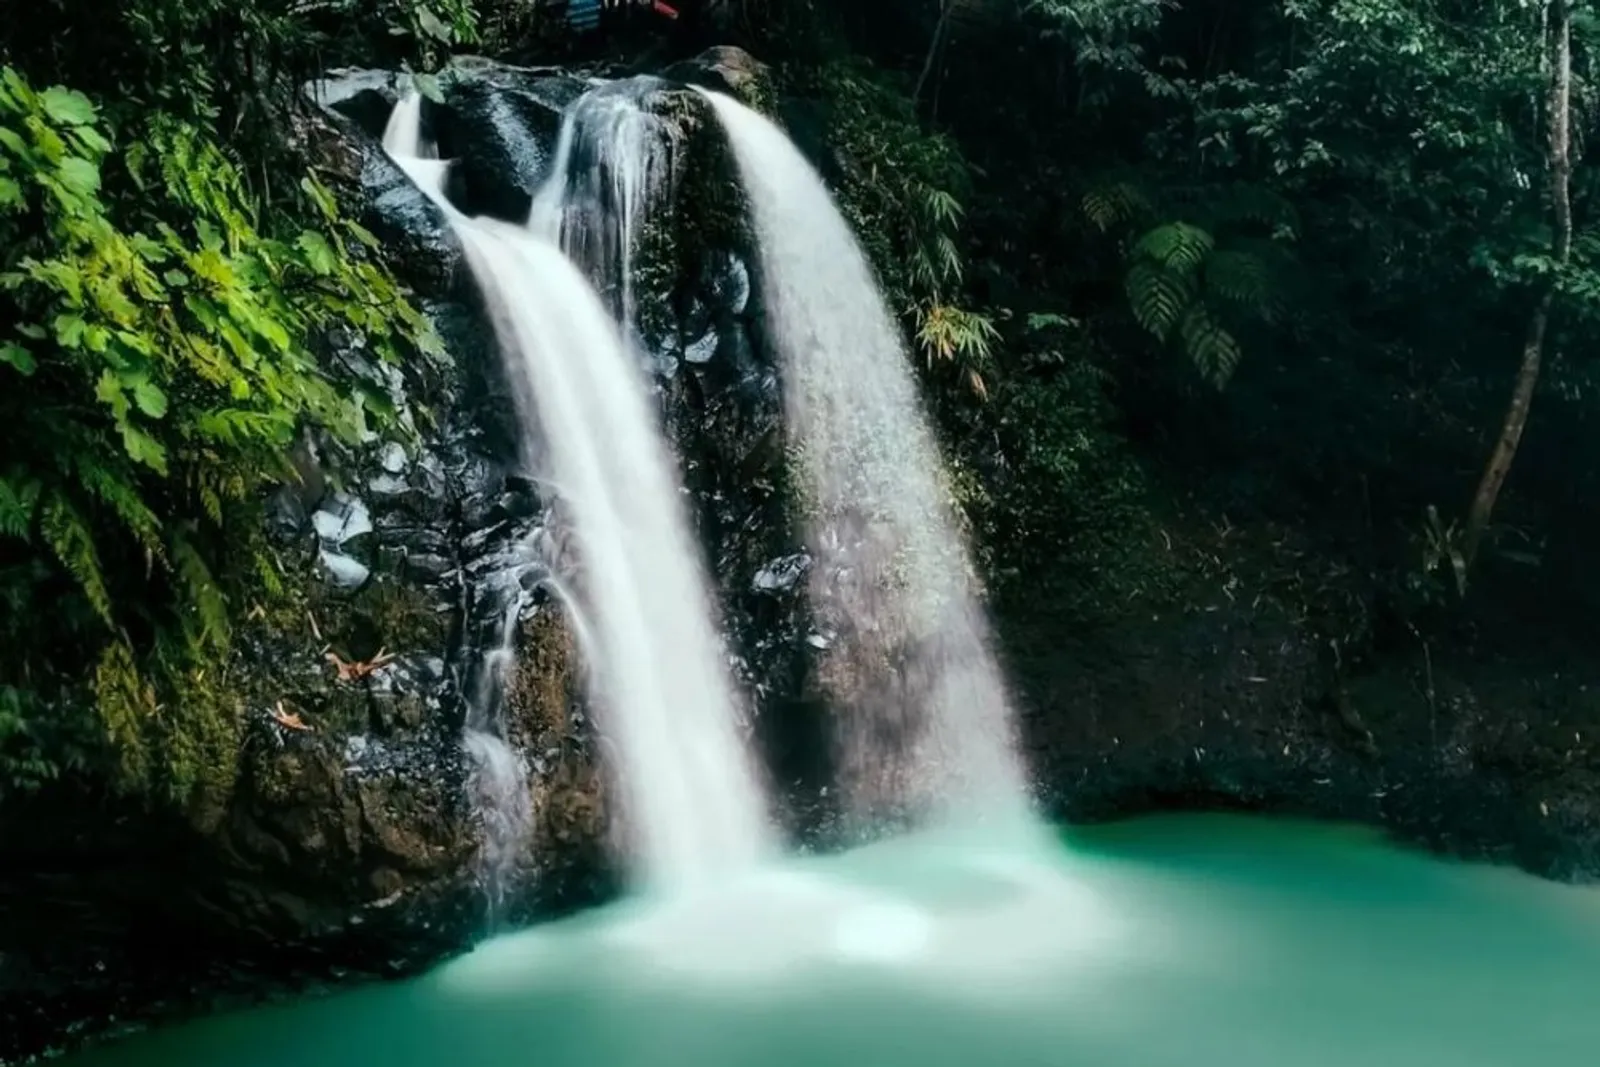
68,125,111,155
345,221,381,250
56,155,100,196
0,342,35,375
414,72,446,104
0,476,41,539
130,233,166,262
1178,304,1243,387
1026,312,1077,332
416,7,452,42
1135,222,1214,274
295,231,337,275
41,494,112,625
53,313,86,349
0,176,21,207
95,370,129,419
120,423,169,473
1125,261,1193,341
195,218,222,252
355,382,398,422
132,379,168,419
299,176,338,220
39,87,96,127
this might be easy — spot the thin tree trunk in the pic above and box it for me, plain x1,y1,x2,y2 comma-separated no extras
914,0,956,106
1462,0,1572,574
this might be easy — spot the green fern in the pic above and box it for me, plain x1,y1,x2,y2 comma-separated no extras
251,545,285,599
0,474,41,540
90,640,155,794
1125,260,1195,341
40,492,112,625
1178,304,1243,387
1204,248,1275,309
1120,220,1285,386
1084,175,1298,389
1134,221,1214,273
0,63,439,802
194,408,299,448
1083,182,1153,232
68,455,163,554
170,529,229,651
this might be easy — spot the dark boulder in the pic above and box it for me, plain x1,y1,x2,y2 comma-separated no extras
431,69,586,223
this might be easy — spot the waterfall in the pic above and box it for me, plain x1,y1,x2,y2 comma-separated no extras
529,77,676,340
697,89,1033,835
381,89,426,159
379,93,531,913
383,95,774,893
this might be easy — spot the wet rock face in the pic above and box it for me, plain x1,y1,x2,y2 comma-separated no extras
277,50,829,909
253,54,814,929
431,69,585,222
662,44,773,104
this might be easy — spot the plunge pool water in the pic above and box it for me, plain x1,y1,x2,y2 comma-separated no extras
55,814,1600,1067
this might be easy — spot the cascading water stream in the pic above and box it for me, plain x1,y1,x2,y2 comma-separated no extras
697,89,1034,837
383,93,774,892
382,91,530,914
528,77,675,342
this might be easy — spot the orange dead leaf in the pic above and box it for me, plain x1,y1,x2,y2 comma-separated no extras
271,701,313,732
324,647,398,683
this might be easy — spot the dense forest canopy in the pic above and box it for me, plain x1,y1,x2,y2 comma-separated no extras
1,0,1596,815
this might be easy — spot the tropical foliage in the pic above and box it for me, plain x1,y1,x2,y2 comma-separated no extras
8,0,1600,807
787,58,1001,398
0,1,448,803
743,0,1600,637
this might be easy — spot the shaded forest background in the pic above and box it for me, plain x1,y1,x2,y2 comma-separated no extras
2,0,1598,809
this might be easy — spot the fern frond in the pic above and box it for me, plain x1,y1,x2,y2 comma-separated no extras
252,546,284,599
91,639,155,792
0,474,41,540
170,530,230,651
1178,304,1243,388
71,457,163,553
1204,248,1274,310
41,492,112,625
1134,221,1214,275
1082,182,1152,232
1126,261,1194,341
194,407,297,449
199,485,223,524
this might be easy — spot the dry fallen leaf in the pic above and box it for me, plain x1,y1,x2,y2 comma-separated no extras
324,647,397,683
271,701,313,732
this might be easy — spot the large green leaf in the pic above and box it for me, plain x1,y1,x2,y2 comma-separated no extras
39,87,96,127
132,378,168,419
0,341,35,375
55,155,100,197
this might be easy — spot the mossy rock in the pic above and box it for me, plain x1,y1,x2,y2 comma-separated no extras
662,46,776,113
628,86,755,357
502,602,610,860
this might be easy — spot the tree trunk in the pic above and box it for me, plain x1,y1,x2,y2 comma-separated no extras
1461,0,1572,575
